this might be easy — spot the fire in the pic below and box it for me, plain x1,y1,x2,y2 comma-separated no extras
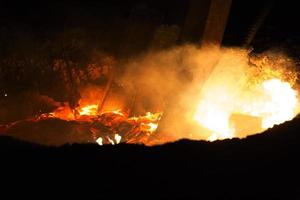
147,122,159,133
44,100,162,145
96,134,122,146
103,109,125,117
43,62,300,144
96,137,103,145
78,104,98,116
114,134,122,144
2,48,299,145
194,101,235,141
237,78,298,130
194,76,299,141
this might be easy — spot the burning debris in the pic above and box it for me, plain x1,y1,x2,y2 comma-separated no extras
1,46,300,145
1,105,162,146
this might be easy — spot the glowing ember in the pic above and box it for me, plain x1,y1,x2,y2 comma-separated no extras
103,109,125,117
96,137,103,145
147,122,159,133
45,100,163,145
78,104,98,116
114,134,122,144
51,106,75,121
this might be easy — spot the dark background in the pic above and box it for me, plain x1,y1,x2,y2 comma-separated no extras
1,0,300,51
1,0,300,72
1,0,300,47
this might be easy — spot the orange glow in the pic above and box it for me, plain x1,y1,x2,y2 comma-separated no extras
194,76,299,141
247,79,298,129
78,104,98,116
47,98,162,145
5,48,299,146
103,109,125,117
43,56,299,144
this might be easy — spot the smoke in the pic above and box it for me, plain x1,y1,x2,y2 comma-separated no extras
120,45,219,109
119,45,238,139
119,45,299,141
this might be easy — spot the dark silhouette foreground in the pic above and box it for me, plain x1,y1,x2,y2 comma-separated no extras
1,116,300,199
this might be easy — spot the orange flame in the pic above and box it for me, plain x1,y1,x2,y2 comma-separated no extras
78,104,98,116
32,50,300,144
194,78,299,141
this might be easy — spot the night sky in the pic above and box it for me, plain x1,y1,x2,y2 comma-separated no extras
1,0,300,45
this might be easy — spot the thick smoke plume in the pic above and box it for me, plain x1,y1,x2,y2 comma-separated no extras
119,45,299,141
